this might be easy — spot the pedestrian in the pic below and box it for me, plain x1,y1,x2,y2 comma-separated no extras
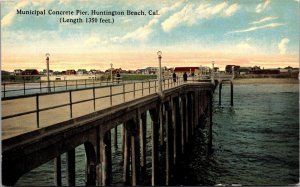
116,72,121,84
183,72,188,82
173,72,177,82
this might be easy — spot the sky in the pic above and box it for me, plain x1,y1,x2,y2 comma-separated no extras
1,0,299,71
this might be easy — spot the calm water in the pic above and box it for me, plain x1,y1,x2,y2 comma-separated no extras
16,83,299,186
178,83,299,186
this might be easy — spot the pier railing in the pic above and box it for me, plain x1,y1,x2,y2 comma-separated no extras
2,77,187,139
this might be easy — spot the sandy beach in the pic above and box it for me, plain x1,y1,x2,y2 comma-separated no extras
232,78,299,84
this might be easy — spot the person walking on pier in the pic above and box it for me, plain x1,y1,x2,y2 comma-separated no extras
116,72,121,84
183,72,188,82
173,72,177,83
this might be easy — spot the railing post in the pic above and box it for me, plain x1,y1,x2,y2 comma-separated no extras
142,82,144,96
133,82,136,99
168,79,169,89
69,91,73,118
85,79,87,88
123,83,125,102
76,80,78,89
53,81,56,92
39,81,42,93
93,87,96,111
66,80,68,90
93,79,95,87
149,81,151,94
36,95,40,128
23,81,26,95
110,85,112,106
155,80,157,92
3,83,6,98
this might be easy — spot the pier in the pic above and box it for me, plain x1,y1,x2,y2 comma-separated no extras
1,78,215,186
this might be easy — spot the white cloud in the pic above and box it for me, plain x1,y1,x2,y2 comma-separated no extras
236,42,253,50
278,38,289,54
224,3,239,16
162,2,239,32
251,16,278,24
1,1,30,28
84,36,101,47
228,22,285,34
162,4,196,32
256,0,271,13
113,0,185,42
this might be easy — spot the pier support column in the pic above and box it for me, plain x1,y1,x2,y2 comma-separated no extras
185,94,189,144
66,149,76,186
114,127,118,147
54,156,62,186
123,123,131,185
101,132,112,186
208,92,213,154
139,112,147,180
180,95,186,154
150,107,160,186
172,98,179,165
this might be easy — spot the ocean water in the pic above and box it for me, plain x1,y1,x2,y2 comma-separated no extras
178,83,299,186
15,83,299,186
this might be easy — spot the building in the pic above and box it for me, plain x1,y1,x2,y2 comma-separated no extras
66,70,76,75
22,69,39,75
14,69,23,75
174,67,199,75
225,65,240,74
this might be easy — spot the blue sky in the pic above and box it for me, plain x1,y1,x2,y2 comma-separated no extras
1,0,299,71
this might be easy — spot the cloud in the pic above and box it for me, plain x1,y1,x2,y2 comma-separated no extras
1,1,30,28
228,22,285,34
251,16,278,24
278,38,289,54
224,3,239,16
256,0,271,13
113,0,184,42
162,2,239,32
236,42,254,50
162,4,196,32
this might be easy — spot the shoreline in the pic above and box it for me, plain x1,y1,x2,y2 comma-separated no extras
232,78,299,84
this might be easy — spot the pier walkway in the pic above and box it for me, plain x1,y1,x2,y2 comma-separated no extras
2,77,215,186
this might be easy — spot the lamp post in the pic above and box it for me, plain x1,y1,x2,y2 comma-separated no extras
45,53,50,92
211,61,215,84
110,63,113,83
157,51,163,95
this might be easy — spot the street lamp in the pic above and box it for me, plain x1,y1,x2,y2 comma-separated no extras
45,53,51,92
157,51,163,95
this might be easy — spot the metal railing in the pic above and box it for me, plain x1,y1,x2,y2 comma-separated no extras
2,77,185,137
1,78,129,99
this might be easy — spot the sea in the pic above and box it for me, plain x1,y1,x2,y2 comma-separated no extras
15,83,299,186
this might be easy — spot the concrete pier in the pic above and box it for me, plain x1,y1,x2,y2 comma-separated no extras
2,82,214,186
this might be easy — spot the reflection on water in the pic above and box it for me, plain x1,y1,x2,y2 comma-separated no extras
16,83,299,186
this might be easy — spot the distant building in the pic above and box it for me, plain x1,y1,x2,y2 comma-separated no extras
66,70,76,75
22,69,39,75
174,67,199,75
14,69,23,75
225,65,240,74
145,67,157,74
77,69,88,75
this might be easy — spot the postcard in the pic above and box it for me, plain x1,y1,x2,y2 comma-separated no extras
1,0,299,186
